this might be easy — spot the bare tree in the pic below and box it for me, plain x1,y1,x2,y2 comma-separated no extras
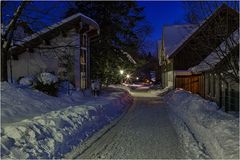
184,1,239,83
1,1,80,85
1,1,29,81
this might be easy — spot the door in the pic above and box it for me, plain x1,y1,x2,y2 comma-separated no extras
175,74,202,95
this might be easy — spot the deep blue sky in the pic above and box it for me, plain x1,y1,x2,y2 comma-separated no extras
138,1,187,54
3,1,187,55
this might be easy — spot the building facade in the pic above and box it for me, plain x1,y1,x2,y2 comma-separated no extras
158,4,239,111
8,13,100,90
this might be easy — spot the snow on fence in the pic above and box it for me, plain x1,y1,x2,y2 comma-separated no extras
165,89,239,159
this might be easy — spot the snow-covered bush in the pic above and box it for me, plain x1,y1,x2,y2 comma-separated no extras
37,72,58,85
34,72,59,96
18,76,35,86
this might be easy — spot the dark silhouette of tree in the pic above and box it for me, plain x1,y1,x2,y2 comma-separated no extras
65,2,152,85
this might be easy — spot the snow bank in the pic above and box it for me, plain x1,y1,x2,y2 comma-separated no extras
1,82,133,159
150,86,172,96
165,89,239,159
1,82,70,124
108,84,131,93
19,76,35,86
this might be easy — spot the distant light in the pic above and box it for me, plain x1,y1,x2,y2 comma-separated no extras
126,74,130,79
136,77,139,80
120,70,124,75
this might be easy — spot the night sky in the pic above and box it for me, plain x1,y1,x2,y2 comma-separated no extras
138,1,187,54
3,1,187,55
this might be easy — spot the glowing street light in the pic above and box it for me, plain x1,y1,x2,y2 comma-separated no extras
136,77,139,80
120,70,124,75
126,74,130,79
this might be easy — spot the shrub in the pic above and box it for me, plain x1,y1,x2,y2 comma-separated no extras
34,72,59,96
18,76,35,86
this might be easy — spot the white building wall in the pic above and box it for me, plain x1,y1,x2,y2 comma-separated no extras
167,71,173,87
8,29,81,87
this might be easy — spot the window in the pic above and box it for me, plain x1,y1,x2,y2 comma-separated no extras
213,75,216,97
80,41,87,89
208,74,211,95
81,34,88,48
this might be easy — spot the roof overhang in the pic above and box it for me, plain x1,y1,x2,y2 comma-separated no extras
169,4,239,60
10,13,100,57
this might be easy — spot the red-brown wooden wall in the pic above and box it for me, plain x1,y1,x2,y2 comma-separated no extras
175,74,204,96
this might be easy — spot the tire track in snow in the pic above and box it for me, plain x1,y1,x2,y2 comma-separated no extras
77,92,186,159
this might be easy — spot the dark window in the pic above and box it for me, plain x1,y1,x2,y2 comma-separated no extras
44,40,51,45
208,74,211,95
213,75,216,97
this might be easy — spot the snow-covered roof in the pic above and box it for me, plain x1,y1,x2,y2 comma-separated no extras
11,13,100,56
167,4,238,60
189,29,239,73
163,24,198,58
120,50,137,64
17,13,99,46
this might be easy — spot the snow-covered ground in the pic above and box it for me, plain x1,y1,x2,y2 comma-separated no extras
1,82,133,159
165,89,239,159
75,92,186,159
149,86,173,96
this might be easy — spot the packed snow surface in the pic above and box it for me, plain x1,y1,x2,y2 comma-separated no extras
77,92,186,159
165,89,239,159
1,82,132,159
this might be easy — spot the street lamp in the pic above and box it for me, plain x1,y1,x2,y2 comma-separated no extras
120,70,124,84
136,77,139,80
126,74,131,84
120,70,124,75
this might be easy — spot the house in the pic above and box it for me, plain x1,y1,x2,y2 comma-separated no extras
8,13,100,90
158,4,239,111
2,20,33,43
158,24,198,88
190,30,239,111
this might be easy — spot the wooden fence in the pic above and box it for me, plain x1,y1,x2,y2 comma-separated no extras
175,74,204,96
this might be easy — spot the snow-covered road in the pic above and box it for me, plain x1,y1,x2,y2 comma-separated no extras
75,90,186,159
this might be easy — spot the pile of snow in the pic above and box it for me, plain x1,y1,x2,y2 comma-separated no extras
19,76,35,86
165,89,239,159
109,84,131,93
37,72,58,85
1,82,133,159
150,86,172,96
1,82,70,124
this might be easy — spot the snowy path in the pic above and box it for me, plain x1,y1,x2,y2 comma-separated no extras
76,91,186,159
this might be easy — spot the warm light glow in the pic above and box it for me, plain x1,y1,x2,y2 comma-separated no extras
126,74,130,79
120,70,124,75
136,77,139,80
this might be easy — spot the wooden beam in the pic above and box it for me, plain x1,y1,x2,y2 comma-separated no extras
27,47,34,53
80,24,90,34
61,31,67,37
